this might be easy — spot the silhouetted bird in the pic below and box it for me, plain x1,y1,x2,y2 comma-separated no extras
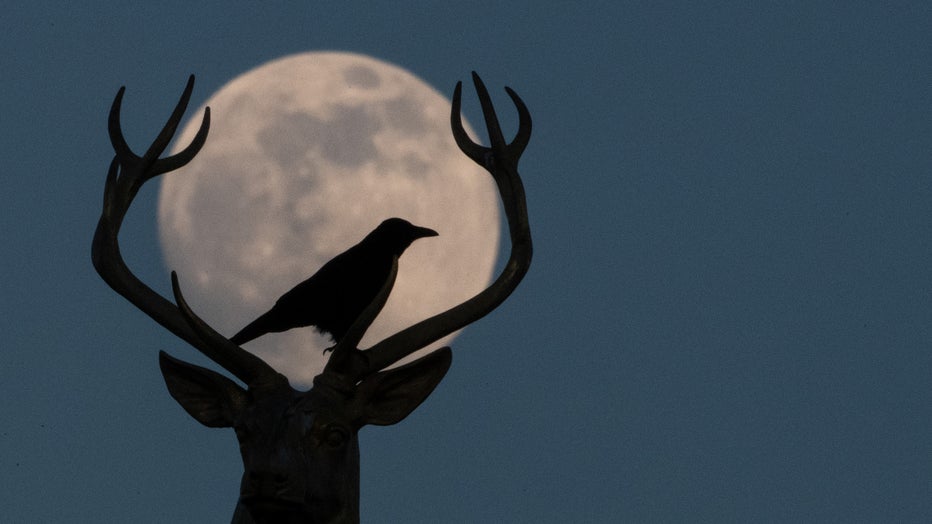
230,218,438,349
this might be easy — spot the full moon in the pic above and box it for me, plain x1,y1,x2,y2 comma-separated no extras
158,52,500,387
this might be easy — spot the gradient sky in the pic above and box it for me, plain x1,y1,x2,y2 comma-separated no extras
3,2,932,522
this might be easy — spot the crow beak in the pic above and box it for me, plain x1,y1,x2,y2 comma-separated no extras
413,226,439,239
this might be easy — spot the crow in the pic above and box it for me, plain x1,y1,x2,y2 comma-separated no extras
230,218,438,349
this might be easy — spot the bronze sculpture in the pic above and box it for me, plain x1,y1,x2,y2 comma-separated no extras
92,72,532,523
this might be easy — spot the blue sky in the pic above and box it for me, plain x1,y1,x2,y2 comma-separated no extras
3,2,932,522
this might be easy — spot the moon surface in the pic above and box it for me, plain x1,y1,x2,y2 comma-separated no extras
158,52,500,387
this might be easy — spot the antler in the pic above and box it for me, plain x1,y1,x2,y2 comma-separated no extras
92,76,281,387
330,72,533,380
94,73,530,389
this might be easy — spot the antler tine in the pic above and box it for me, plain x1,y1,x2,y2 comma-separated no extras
170,272,283,387
140,74,197,165
470,71,508,154
504,86,532,161
149,76,211,177
360,73,533,375
152,106,210,176
108,86,138,166
450,81,486,165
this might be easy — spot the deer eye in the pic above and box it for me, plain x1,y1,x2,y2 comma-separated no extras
323,426,349,448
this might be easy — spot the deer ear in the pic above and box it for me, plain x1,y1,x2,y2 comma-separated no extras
354,347,452,426
159,350,247,428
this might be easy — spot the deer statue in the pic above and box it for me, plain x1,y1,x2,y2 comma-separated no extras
92,72,532,523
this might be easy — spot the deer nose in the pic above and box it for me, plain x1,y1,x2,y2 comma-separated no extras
250,470,288,482
247,469,290,495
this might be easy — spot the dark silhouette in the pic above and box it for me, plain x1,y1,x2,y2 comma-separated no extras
229,218,438,348
92,72,531,523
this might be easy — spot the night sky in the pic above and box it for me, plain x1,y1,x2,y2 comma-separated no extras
3,2,932,522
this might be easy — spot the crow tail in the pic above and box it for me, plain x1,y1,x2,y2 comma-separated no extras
229,312,274,346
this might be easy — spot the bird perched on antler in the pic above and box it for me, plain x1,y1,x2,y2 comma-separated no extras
230,217,438,350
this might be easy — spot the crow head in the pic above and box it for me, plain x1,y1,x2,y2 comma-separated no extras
370,217,439,255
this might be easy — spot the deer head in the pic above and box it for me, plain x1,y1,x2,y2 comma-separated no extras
92,73,532,523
